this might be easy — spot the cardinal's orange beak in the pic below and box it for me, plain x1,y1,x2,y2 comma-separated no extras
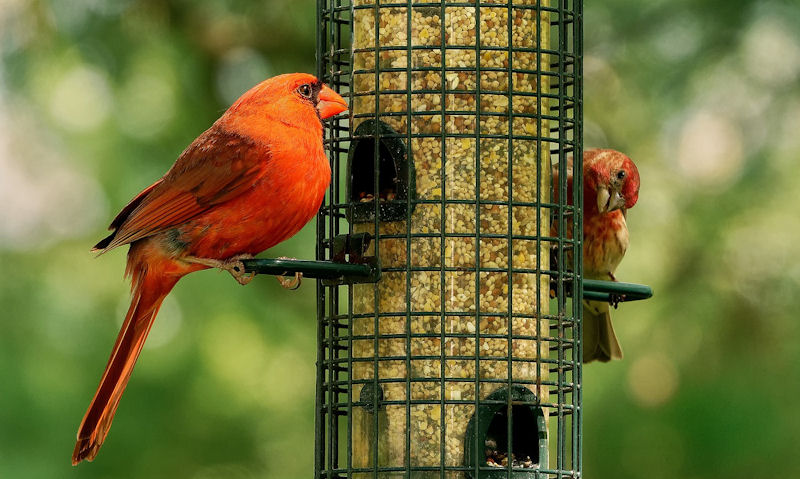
317,84,348,119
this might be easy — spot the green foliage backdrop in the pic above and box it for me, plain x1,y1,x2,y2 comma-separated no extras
1,1,798,478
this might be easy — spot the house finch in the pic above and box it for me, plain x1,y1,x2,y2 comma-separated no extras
72,73,347,464
553,149,640,363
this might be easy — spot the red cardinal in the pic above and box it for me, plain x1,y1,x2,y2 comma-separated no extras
553,149,640,363
72,73,347,465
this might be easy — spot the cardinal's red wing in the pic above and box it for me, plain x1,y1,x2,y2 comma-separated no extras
96,127,270,252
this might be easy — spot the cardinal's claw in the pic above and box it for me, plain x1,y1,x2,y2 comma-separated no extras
275,256,302,290
277,273,302,290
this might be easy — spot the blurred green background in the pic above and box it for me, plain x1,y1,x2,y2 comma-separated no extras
1,0,798,478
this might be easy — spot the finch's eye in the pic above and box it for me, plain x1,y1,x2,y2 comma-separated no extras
616,170,626,180
297,84,313,99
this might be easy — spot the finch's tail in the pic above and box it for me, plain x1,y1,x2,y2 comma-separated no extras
72,250,178,465
582,301,623,363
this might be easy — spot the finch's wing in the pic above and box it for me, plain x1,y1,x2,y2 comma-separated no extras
94,128,269,252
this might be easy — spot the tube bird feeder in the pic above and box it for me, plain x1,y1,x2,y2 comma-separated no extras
316,0,582,477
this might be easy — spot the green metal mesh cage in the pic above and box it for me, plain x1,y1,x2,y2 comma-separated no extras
315,0,583,477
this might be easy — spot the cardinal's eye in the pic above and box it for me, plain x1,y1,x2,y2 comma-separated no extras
297,84,313,99
616,170,626,180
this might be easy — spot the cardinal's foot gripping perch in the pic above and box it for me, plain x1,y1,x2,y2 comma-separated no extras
230,233,381,286
183,254,256,285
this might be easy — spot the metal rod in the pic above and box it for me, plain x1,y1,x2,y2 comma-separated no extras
242,258,650,304
241,258,376,280
582,279,653,302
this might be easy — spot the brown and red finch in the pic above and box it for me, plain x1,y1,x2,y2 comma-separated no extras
72,73,347,464
553,149,640,363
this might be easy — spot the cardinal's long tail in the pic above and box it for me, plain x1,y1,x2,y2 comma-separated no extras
72,250,179,465
582,300,623,363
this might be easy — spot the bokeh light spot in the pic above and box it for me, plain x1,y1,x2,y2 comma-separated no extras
627,353,679,408
49,64,112,131
676,110,743,188
652,15,701,62
741,15,800,87
117,71,176,140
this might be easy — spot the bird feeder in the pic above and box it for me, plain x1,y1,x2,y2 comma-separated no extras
315,0,583,476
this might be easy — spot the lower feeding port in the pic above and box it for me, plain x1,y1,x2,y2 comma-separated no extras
465,385,547,478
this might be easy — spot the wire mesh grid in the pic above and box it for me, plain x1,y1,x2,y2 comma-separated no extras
316,0,582,477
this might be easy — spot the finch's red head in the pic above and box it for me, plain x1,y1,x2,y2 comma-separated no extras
583,149,640,215
220,73,347,139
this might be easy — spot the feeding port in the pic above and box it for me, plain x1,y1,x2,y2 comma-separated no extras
348,119,415,223
465,385,547,478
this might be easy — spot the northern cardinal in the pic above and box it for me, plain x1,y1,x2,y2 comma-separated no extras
553,149,640,363
72,73,347,464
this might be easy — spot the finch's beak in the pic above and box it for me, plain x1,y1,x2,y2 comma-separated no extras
316,85,348,119
597,186,626,213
